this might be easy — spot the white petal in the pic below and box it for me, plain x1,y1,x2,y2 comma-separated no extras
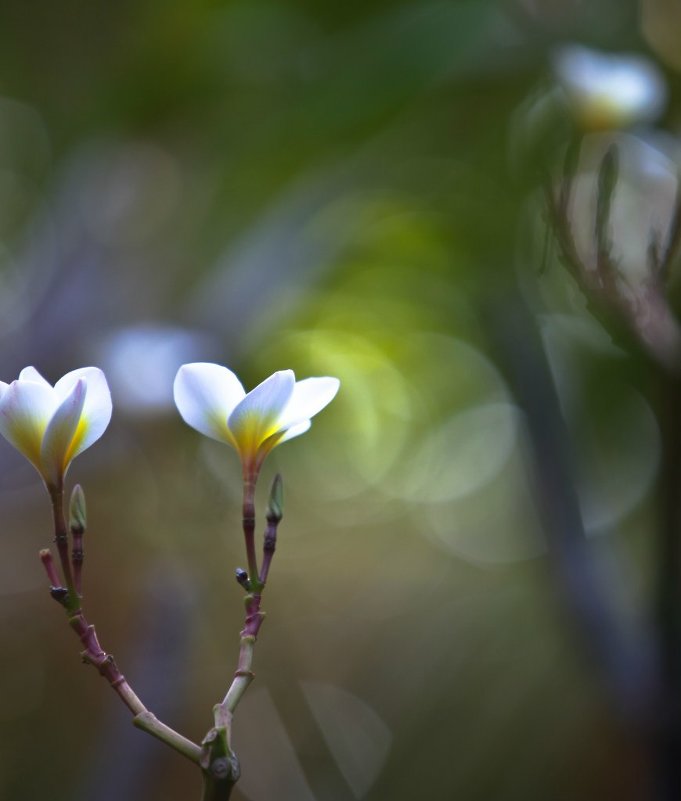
228,370,295,452
0,380,57,471
55,367,112,459
277,377,340,429
19,366,53,388
174,362,245,444
278,419,312,443
55,367,102,400
40,379,86,485
0,381,8,401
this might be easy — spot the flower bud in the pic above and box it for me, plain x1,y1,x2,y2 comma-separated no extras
266,474,283,523
235,568,251,590
69,484,87,534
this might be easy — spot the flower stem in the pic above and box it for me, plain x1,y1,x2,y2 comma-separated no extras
71,526,84,597
242,475,259,587
48,485,78,612
41,486,203,767
201,471,279,801
200,592,265,801
134,711,202,762
222,593,265,711
48,583,203,763
66,607,147,714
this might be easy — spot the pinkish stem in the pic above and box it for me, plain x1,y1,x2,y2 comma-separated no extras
201,472,283,799
71,528,84,597
39,549,62,588
242,474,259,585
68,609,145,714
41,486,202,766
220,592,265,713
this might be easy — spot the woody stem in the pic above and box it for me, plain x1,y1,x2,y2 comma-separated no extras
43,486,202,765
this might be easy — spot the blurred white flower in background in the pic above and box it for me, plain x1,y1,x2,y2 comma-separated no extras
553,45,667,129
96,324,218,416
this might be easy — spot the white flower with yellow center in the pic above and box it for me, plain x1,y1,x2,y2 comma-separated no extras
173,363,339,478
0,366,112,489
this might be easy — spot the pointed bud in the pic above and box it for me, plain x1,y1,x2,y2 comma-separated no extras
50,586,69,605
69,484,87,534
266,474,283,523
235,568,251,590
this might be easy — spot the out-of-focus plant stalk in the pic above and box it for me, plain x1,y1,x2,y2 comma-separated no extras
544,133,681,797
652,370,681,797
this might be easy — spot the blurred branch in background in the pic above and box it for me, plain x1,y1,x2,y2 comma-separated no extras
488,293,656,727
526,43,681,787
540,133,681,798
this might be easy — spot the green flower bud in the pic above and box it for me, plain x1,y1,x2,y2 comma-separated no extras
69,484,87,534
266,474,283,523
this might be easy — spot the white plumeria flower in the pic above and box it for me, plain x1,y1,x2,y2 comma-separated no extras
174,363,340,478
0,366,112,489
553,45,667,130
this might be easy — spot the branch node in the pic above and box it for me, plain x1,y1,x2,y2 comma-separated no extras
233,669,254,679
